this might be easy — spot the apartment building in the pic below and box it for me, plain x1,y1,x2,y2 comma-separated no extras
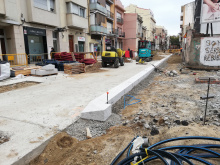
0,0,129,58
115,0,125,49
59,0,88,53
180,2,195,48
0,0,91,59
0,0,61,57
125,4,156,42
155,25,168,50
123,13,143,51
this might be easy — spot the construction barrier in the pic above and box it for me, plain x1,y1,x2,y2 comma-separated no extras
0,54,28,67
28,53,49,64
168,49,181,54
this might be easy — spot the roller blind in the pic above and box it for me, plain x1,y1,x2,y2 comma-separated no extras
34,0,48,10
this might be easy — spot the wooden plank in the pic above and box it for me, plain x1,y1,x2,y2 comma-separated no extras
15,70,31,76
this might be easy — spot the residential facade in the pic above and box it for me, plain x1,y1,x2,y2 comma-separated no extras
115,0,125,49
180,2,195,48
125,4,156,42
155,25,168,50
0,0,91,58
123,13,143,51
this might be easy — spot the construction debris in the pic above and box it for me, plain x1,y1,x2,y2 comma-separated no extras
64,63,86,74
165,70,178,77
86,128,92,139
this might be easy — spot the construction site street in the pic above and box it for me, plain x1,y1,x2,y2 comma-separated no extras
0,56,168,165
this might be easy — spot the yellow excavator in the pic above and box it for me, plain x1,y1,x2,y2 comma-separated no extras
102,45,124,68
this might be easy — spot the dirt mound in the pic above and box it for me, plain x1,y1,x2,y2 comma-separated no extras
57,136,74,148
30,124,220,165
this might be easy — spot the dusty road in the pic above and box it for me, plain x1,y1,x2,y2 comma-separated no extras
30,55,220,165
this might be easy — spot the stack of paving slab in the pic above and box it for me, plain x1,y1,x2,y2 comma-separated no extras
64,63,86,74
31,64,58,76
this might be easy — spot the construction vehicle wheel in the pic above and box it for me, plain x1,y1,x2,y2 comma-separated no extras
120,58,124,66
146,58,150,62
102,61,107,67
114,59,119,68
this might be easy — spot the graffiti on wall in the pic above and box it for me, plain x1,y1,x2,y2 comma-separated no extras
193,40,201,62
200,37,220,66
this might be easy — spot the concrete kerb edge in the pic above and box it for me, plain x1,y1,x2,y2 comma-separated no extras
81,55,172,121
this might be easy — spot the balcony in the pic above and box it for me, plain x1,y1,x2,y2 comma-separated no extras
67,14,88,29
118,31,125,38
26,0,59,27
117,18,123,24
90,25,107,34
0,0,5,15
106,0,114,4
136,32,143,38
107,28,118,36
90,3,107,15
107,11,114,20
137,15,143,23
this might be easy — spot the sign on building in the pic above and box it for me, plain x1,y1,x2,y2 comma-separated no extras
200,37,220,66
78,37,85,42
201,0,220,24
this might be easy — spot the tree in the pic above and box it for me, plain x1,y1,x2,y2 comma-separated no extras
170,36,180,46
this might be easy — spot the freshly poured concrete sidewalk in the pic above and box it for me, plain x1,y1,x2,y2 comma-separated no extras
0,55,170,165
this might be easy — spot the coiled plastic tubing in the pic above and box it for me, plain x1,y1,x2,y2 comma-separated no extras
110,136,220,165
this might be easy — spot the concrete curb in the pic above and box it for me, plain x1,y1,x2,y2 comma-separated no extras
81,55,172,121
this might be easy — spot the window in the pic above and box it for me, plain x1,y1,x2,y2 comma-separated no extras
117,12,122,19
106,3,110,11
66,2,86,18
34,0,55,12
80,8,85,17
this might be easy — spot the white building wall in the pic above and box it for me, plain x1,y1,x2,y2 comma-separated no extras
184,2,195,26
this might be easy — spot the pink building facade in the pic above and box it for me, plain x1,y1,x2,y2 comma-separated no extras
115,0,125,49
123,13,143,51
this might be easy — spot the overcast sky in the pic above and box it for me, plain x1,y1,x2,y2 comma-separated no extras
120,0,195,36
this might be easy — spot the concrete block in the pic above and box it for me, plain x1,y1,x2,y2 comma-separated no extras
81,55,172,121
31,69,37,75
81,100,112,121
34,69,58,76
42,64,55,71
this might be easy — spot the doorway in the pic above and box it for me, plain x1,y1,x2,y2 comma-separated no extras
78,41,84,52
69,35,74,52
0,29,6,54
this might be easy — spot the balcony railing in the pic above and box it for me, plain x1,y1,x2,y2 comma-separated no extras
90,25,107,34
89,3,107,15
107,28,118,35
117,18,124,24
107,11,114,20
118,31,125,38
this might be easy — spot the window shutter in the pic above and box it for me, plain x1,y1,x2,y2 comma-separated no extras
34,0,48,10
